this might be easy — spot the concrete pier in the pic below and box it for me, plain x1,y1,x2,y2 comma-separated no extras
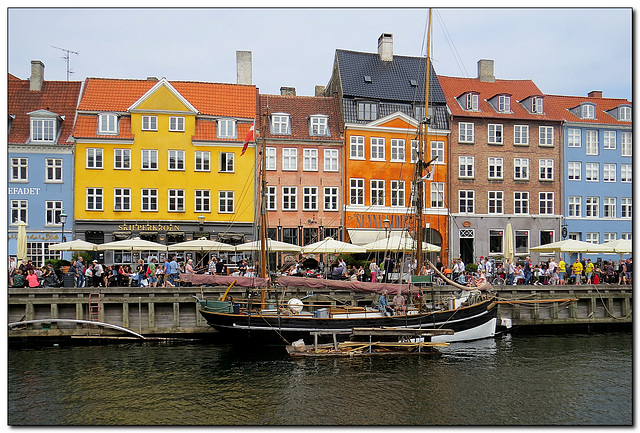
7,284,632,339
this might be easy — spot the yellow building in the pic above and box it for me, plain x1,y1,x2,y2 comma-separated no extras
74,77,257,262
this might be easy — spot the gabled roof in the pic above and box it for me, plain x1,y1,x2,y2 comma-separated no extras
257,93,343,141
334,49,446,104
543,94,632,125
128,78,198,113
7,74,82,145
438,75,551,120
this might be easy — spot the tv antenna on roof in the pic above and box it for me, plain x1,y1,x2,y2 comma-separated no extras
51,46,78,81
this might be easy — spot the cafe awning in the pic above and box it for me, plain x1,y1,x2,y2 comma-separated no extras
347,228,409,246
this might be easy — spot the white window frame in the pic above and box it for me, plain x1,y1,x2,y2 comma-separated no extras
282,187,298,211
323,187,339,211
586,130,599,155
350,136,365,159
466,93,479,110
141,188,158,212
370,137,385,161
430,182,444,208
430,141,444,164
219,191,235,213
620,164,632,183
410,140,420,163
568,196,581,217
169,116,185,132
266,147,277,170
217,119,237,138
459,156,474,179
302,186,318,211
488,191,504,214
30,118,56,142
603,163,616,182
310,116,329,136
272,114,291,134
11,157,28,182
514,158,530,180
141,149,158,170
568,128,581,147
142,115,158,131
621,132,632,157
370,180,385,206
459,122,474,143
531,97,544,114
86,148,103,169
539,126,554,147
498,95,511,112
567,162,581,181
282,148,298,171
581,104,595,119
539,192,554,215
303,148,318,171
603,130,616,149
219,152,234,173
488,157,504,180
391,139,406,162
514,191,529,214
194,189,211,213
621,198,632,218
459,190,475,214
114,188,131,211
539,159,554,181
168,189,185,212
619,106,631,121
585,196,599,218
168,150,185,171
603,197,616,218
350,178,364,205
603,232,617,242
114,148,131,170
86,187,103,211
324,149,339,172
98,113,118,134
488,124,503,144
266,186,277,211
514,125,529,145
585,162,599,182
45,158,63,182
195,151,211,172
391,180,405,207
45,200,63,226
10,200,28,224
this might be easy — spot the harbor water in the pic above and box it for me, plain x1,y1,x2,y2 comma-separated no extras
8,332,632,426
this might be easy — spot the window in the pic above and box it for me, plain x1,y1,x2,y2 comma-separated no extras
324,149,339,172
357,101,377,120
568,128,581,147
219,152,234,173
585,233,599,244
622,233,632,241
488,157,504,180
303,187,318,211
219,191,235,213
350,178,364,205
531,97,544,113
45,159,63,182
430,182,444,208
410,140,421,163
371,180,385,206
488,191,503,214
350,136,365,159
45,201,63,225
310,116,329,136
217,119,236,138
539,126,554,146
567,162,581,181
539,192,554,215
459,122,474,143
603,197,616,218
391,139,405,162
514,125,529,145
514,191,529,214
168,189,185,212
272,114,291,134
324,187,339,211
282,228,298,246
391,181,405,207
282,148,297,171
466,93,479,110
621,198,632,218
603,232,617,242
515,230,530,254
585,163,599,182
489,229,503,254
282,187,297,210
621,132,632,156
370,137,385,161
458,156,474,178
488,124,503,144
498,95,511,112
266,186,277,211
87,188,103,211
540,230,554,246
303,149,318,171
114,149,131,170
11,158,28,181
539,159,554,181
603,131,616,149
619,106,631,121
585,197,599,218
141,149,158,170
581,104,595,119
603,163,616,182
195,151,211,171
586,130,598,155
568,196,581,217
459,190,475,213
266,147,277,170
169,116,185,132
410,181,425,208
168,150,185,170
621,164,632,182
195,190,210,213
10,200,28,224
141,189,158,212
414,105,426,121
514,158,529,180
142,115,157,131
98,113,117,134
430,141,444,163
114,188,131,211
86,148,103,169
31,118,55,142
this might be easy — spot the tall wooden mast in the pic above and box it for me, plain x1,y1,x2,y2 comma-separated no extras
259,116,267,280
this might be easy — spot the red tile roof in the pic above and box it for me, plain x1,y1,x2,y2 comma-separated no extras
543,94,632,125
8,75,82,145
257,93,343,141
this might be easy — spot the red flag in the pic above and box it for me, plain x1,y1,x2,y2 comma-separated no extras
241,121,255,156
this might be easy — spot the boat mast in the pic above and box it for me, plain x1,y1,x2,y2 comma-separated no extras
416,8,432,272
259,118,267,280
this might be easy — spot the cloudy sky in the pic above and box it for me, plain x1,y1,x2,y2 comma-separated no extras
6,6,633,101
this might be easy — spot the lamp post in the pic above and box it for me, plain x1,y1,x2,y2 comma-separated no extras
59,208,67,242
383,216,391,238
198,214,205,232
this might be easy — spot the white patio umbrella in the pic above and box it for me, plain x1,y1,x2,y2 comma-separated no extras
96,237,167,251
167,237,235,252
593,238,633,258
48,239,98,251
363,234,440,253
16,221,27,261
530,239,600,254
302,237,366,254
504,222,514,262
235,238,302,253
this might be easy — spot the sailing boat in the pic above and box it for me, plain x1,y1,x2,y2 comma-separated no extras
197,9,497,344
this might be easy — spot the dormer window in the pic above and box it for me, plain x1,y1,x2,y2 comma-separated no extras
98,113,118,134
310,115,329,136
531,97,544,114
498,95,511,113
217,118,237,138
466,93,479,111
271,113,291,135
31,118,56,142
357,101,378,120
581,104,596,119
619,106,631,121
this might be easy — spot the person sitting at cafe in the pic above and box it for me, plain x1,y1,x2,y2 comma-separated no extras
330,264,346,280
26,269,40,288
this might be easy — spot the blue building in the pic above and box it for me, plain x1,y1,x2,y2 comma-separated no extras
8,61,82,266
547,91,632,262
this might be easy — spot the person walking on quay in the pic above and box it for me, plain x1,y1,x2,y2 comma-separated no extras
135,259,146,287
523,257,533,285
572,258,583,285
369,258,379,283
147,257,158,288
215,258,226,276
557,258,567,285
92,260,104,287
162,257,172,287
585,259,594,284
548,258,558,285
169,256,180,286
617,260,627,285
624,258,632,285
74,256,85,288
505,258,515,285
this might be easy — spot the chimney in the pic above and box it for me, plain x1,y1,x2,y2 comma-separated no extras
477,59,495,83
146,76,158,81
236,51,252,85
30,60,45,91
280,87,296,96
378,33,393,62
588,90,603,98
315,85,325,97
